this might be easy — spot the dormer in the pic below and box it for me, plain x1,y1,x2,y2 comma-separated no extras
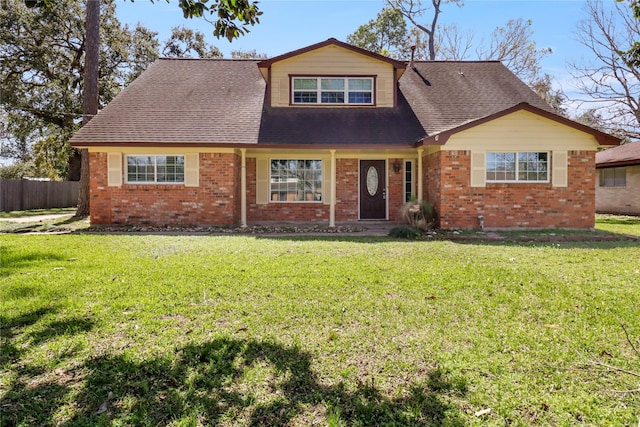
257,38,407,108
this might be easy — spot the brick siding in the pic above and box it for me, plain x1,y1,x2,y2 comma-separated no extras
90,150,597,229
427,150,596,229
89,152,240,226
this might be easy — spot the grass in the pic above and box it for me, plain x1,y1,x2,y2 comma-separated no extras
1,229,639,426
596,214,640,237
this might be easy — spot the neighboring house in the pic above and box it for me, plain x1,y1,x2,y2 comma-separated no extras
595,141,640,215
70,38,620,229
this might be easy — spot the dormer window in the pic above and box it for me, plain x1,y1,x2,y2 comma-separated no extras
291,77,374,105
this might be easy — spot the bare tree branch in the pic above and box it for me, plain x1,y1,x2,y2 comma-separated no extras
569,0,640,139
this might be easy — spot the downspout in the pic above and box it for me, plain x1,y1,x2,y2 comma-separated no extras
240,148,247,228
330,149,336,227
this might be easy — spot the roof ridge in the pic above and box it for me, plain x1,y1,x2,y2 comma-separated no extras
411,60,503,64
157,57,259,62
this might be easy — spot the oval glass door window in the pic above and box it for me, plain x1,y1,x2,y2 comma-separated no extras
366,166,379,196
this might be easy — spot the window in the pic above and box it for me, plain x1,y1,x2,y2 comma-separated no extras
404,160,414,202
486,152,549,182
599,167,626,187
292,77,373,105
126,155,184,183
270,160,322,202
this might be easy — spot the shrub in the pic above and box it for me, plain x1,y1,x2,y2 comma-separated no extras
399,200,436,231
389,225,422,240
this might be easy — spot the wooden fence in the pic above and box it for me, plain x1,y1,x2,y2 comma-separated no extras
0,179,79,212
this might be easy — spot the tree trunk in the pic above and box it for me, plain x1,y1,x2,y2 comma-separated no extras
76,0,100,217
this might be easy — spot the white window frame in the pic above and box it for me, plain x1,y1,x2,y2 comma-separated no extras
125,155,185,184
486,151,550,183
599,167,626,187
270,159,323,203
291,77,374,105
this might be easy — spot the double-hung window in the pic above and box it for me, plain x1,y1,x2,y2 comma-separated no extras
486,152,549,183
599,167,626,187
270,160,322,202
292,77,373,105
126,155,185,183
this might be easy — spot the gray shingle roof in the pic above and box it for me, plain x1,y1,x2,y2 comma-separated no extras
71,58,266,144
596,141,640,167
400,61,554,136
257,92,425,146
69,51,585,148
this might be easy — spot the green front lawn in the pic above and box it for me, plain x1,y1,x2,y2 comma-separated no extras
1,233,639,425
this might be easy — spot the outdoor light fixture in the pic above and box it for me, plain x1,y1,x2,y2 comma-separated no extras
393,160,402,173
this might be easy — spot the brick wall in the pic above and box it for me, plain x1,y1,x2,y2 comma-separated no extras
246,157,404,222
246,157,330,222
433,150,597,229
423,151,442,221
387,158,405,221
89,152,240,226
335,158,359,221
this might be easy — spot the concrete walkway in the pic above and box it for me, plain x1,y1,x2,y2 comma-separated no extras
0,213,73,223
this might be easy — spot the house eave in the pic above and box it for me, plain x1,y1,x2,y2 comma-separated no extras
257,38,407,75
415,102,622,148
70,141,420,151
596,160,640,168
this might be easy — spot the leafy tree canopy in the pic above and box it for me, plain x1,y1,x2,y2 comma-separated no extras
162,26,223,58
346,8,410,59
25,0,262,41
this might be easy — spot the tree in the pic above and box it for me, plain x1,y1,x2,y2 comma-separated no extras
76,0,100,216
430,17,551,84
230,49,268,59
383,2,550,84
24,0,263,42
618,0,640,65
170,0,262,41
387,0,463,60
1,1,159,180
570,0,640,139
479,19,551,84
530,74,566,114
346,8,410,59
162,26,223,58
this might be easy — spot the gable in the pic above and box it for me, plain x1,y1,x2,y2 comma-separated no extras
268,45,397,107
444,110,602,151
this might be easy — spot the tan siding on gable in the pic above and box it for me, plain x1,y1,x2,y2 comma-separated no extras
270,45,395,107
444,110,600,151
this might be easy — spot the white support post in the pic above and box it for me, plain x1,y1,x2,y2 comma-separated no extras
240,148,247,228
330,149,336,228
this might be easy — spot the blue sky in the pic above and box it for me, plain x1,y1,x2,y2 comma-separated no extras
116,0,598,94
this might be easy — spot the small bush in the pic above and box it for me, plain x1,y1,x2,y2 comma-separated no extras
389,225,422,240
399,200,436,231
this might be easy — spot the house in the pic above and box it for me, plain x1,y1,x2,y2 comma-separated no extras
595,141,640,215
69,38,620,229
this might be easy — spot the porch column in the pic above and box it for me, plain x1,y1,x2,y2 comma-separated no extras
329,149,336,227
417,148,424,201
240,148,247,228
